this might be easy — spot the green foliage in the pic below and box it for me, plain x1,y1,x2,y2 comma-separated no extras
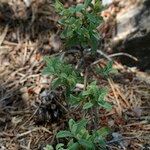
44,145,54,150
44,144,65,150
82,81,111,110
45,119,108,150
42,57,112,111
95,61,117,78
43,1,113,150
54,0,103,52
70,81,112,110
43,56,82,96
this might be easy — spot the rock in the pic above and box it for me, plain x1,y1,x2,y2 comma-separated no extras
23,0,32,7
102,0,113,6
111,0,150,71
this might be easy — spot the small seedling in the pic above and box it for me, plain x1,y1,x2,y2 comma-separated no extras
43,0,113,149
43,56,83,97
70,81,112,110
55,0,103,52
44,119,109,150
95,61,117,78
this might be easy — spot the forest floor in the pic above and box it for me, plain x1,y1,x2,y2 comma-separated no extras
0,1,150,150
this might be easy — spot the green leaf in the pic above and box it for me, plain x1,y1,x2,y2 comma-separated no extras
67,139,74,147
54,0,64,13
76,119,88,134
82,81,99,98
84,0,92,8
98,100,112,110
91,130,107,149
69,119,76,132
58,18,66,25
90,31,99,52
93,133,107,150
51,78,61,89
82,91,89,97
103,61,113,75
68,17,76,25
42,67,51,75
80,129,90,139
56,131,73,138
94,0,102,12
75,4,85,12
83,102,94,109
97,138,106,149
96,61,114,77
71,123,78,135
43,56,61,75
97,127,110,138
65,28,74,38
68,7,76,14
69,94,82,105
56,143,65,150
97,89,107,102
78,139,94,149
68,142,79,150
44,145,54,150
87,13,98,24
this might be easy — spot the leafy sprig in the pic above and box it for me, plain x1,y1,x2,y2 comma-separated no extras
54,0,103,52
43,56,82,96
45,119,109,150
70,81,112,110
43,0,113,149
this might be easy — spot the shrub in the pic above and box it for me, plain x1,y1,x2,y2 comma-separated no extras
43,0,113,149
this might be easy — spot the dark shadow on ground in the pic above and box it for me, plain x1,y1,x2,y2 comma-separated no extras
0,85,26,131
0,2,58,42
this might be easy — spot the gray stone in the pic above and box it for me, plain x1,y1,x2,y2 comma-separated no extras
102,0,113,6
112,0,150,71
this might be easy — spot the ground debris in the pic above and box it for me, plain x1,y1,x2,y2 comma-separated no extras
34,89,64,125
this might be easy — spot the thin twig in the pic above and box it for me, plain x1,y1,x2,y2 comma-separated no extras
91,52,138,66
0,132,15,138
55,99,68,113
109,52,138,61
9,110,30,115
84,68,88,90
0,25,8,46
97,49,112,61
50,127,59,144
108,78,122,116
22,107,39,126
16,127,52,138
91,53,138,66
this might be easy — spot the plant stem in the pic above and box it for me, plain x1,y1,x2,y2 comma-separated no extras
93,107,99,130
90,107,99,130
